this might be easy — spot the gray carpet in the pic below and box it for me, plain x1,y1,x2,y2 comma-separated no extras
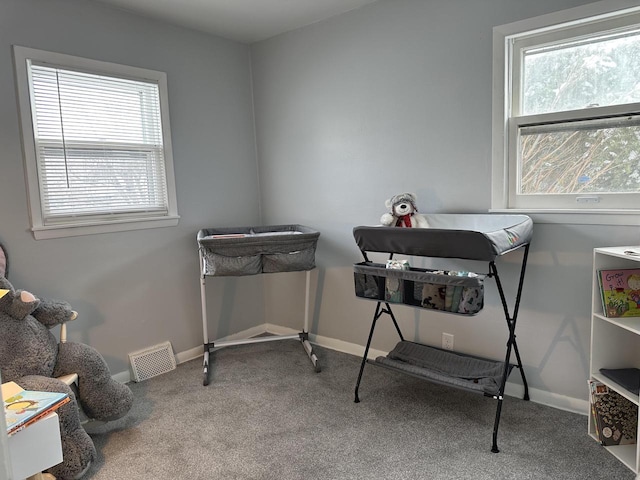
82,340,635,479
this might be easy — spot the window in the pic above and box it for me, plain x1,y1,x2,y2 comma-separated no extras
13,46,179,239
492,1,640,224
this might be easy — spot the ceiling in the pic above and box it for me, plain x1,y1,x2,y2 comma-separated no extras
92,0,379,44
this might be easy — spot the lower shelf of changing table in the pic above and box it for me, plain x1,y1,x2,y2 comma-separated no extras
373,341,513,397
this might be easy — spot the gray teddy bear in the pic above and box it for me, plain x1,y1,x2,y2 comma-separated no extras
0,251,133,479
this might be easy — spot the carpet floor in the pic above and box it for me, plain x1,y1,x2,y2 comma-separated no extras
82,340,635,479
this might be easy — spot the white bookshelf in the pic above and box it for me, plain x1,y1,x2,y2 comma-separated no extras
589,246,640,477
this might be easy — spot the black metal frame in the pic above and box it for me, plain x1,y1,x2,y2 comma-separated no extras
353,243,530,453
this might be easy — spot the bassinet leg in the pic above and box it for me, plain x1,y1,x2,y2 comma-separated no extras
299,270,321,372
299,331,321,373
354,302,382,403
200,271,211,386
203,346,210,386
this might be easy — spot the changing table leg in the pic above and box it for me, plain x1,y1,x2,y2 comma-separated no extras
489,248,531,453
491,396,505,453
512,340,529,401
354,302,382,403
491,334,516,453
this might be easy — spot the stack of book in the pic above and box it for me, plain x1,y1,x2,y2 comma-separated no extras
597,268,640,318
588,379,637,446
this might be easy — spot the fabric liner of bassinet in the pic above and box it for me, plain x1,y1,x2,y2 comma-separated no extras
375,341,512,396
198,224,319,251
353,214,533,261
197,224,319,276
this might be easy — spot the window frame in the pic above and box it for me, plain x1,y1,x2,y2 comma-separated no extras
491,0,640,226
13,46,179,239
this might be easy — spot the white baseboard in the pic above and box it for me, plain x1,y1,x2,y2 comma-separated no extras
112,324,588,415
504,382,588,415
112,370,131,384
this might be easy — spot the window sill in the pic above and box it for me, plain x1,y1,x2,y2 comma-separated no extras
489,209,640,226
32,215,180,240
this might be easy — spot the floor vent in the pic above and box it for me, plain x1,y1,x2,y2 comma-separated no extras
129,341,176,382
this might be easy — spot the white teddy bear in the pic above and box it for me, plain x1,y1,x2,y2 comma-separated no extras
380,192,430,228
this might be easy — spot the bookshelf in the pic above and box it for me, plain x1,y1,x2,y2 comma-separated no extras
590,246,640,477
2,381,63,479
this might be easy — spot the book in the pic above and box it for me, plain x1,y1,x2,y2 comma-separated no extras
4,386,70,436
598,268,640,318
588,379,637,446
599,368,640,395
588,379,606,443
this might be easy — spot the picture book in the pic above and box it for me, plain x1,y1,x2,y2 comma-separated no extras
4,387,69,435
588,379,637,446
598,268,640,318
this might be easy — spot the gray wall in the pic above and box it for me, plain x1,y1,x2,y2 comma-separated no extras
1,0,638,408
252,0,639,404
0,0,262,373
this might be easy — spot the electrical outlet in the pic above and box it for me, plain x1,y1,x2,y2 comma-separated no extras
442,333,454,351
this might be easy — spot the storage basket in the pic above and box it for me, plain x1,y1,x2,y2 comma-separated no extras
353,262,484,315
198,224,320,276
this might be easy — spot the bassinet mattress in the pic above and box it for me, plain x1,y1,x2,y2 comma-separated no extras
197,224,319,276
353,214,532,261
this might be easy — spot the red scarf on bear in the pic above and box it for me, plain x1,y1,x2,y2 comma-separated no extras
396,214,413,227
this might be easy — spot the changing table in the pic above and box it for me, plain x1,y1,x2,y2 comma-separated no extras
352,214,533,452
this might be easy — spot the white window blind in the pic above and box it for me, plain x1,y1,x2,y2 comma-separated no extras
29,63,169,223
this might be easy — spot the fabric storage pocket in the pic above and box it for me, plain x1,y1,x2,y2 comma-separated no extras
262,248,316,273
353,262,485,315
353,262,412,303
404,269,485,315
202,253,262,276
353,262,386,300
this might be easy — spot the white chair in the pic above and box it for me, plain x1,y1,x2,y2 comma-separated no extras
55,321,79,388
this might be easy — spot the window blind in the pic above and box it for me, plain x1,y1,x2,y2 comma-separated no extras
29,62,168,224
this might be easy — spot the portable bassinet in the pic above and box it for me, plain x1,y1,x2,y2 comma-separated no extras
197,224,321,385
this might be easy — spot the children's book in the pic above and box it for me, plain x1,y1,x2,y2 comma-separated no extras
3,385,69,435
598,268,640,318
588,379,602,442
588,379,637,446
